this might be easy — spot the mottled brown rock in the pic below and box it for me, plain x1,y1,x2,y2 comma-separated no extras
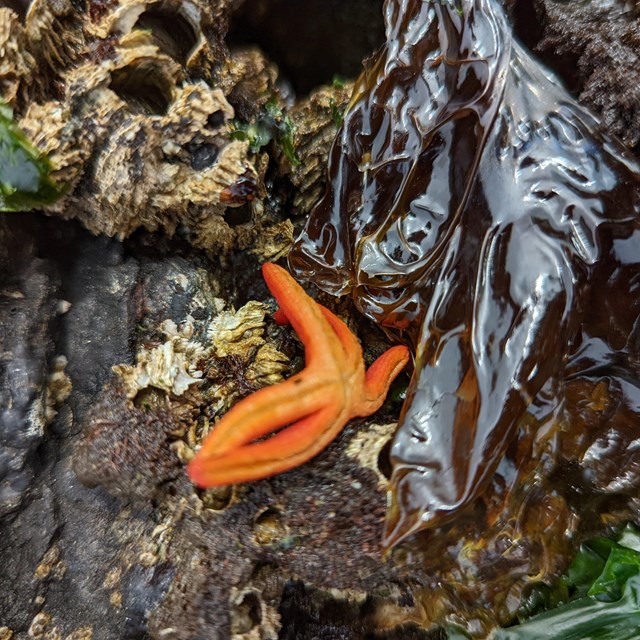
73,384,183,500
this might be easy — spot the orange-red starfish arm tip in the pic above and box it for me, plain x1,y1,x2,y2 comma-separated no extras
187,262,410,488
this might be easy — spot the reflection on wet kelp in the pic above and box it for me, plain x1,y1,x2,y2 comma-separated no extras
289,0,640,602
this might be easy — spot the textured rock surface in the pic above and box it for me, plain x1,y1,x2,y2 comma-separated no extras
1,1,640,639
0,214,164,639
0,217,59,519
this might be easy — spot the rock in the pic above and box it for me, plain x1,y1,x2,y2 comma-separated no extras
2,1,640,638
0,216,59,519
510,0,640,153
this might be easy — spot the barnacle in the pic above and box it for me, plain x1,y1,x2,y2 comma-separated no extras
285,81,354,216
112,334,204,399
1,0,292,252
77,294,292,499
0,9,35,106
24,0,84,75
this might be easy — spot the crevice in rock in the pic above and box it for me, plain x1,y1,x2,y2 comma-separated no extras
227,0,385,95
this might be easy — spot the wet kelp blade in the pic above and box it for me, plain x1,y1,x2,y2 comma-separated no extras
0,101,63,211
491,578,640,640
450,526,640,639
288,0,640,548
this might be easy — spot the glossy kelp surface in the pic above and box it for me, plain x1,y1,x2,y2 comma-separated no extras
289,0,640,549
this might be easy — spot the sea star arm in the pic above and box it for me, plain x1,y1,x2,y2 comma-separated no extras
187,263,410,488
188,404,345,486
360,345,412,414
188,374,332,457
276,303,362,372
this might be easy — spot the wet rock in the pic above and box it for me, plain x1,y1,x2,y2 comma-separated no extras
57,232,137,417
0,216,59,519
0,484,56,631
0,215,178,638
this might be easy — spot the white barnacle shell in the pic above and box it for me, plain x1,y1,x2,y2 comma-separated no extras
113,340,203,399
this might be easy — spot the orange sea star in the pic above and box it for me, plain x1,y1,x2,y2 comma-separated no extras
187,262,410,487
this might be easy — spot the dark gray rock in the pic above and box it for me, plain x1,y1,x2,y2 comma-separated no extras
0,215,60,519
0,214,169,639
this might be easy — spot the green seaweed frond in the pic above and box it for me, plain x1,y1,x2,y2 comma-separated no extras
231,96,301,167
332,74,347,89
0,100,65,212
448,523,640,639
329,97,345,127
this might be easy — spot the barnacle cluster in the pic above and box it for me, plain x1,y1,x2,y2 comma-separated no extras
0,0,335,253
75,295,290,497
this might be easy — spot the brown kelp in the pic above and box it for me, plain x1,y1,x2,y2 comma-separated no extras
289,0,640,549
